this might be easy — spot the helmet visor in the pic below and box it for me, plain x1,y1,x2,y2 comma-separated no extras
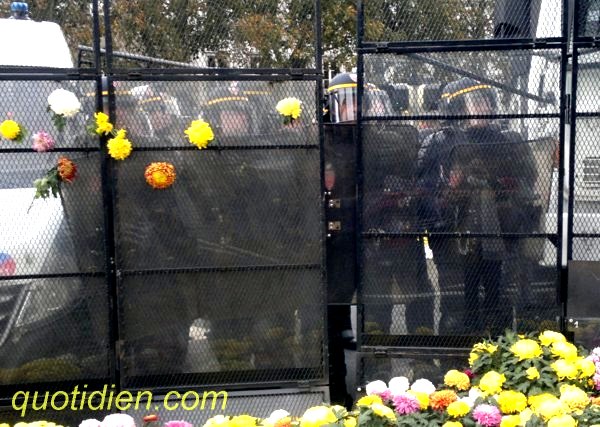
463,89,497,115
329,86,357,123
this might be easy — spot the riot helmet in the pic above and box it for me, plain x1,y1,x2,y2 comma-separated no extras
327,72,394,122
201,82,256,138
440,77,497,127
327,72,358,123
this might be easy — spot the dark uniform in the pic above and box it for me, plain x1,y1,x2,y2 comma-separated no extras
417,77,538,335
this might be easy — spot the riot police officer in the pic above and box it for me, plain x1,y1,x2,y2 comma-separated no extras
417,77,538,335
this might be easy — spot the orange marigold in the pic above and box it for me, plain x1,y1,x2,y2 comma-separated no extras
57,156,77,182
145,162,176,189
430,390,458,411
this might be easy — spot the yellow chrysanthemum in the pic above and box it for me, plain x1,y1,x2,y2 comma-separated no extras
229,415,257,427
276,97,302,120
577,357,597,378
535,397,569,421
299,406,337,427
552,358,579,380
446,400,470,418
343,417,356,427
478,371,506,396
407,390,429,410
356,395,383,407
356,394,383,406
442,422,463,427
370,403,396,422
510,339,542,361
547,414,577,427
551,341,579,361
500,415,521,427
185,119,214,149
444,370,471,391
526,366,540,380
107,131,132,160
497,390,528,414
560,384,590,411
204,415,230,427
94,111,114,135
539,330,567,346
0,119,21,140
520,408,533,425
468,351,479,366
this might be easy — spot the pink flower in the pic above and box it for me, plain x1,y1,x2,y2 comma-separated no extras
464,369,474,379
392,393,421,415
379,389,393,402
164,422,192,427
472,404,502,427
31,131,55,152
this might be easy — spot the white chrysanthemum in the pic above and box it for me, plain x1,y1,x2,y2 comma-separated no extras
47,88,81,117
101,414,136,427
388,376,410,395
79,420,102,427
366,380,388,396
410,378,436,395
266,409,290,423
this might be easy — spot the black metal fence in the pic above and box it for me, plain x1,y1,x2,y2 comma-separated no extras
0,0,326,418
2,0,600,420
356,0,567,385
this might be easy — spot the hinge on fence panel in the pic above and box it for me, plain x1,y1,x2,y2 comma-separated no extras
114,339,124,371
564,94,571,125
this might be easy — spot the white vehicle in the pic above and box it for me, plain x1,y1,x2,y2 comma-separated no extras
0,3,102,378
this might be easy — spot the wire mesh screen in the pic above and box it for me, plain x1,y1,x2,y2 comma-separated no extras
576,0,600,39
573,49,600,264
363,51,561,116
0,76,109,389
358,46,561,349
107,0,316,68
362,0,561,43
111,78,324,387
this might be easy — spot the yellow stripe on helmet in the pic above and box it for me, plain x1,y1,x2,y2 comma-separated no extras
206,96,249,105
441,84,492,100
327,82,357,92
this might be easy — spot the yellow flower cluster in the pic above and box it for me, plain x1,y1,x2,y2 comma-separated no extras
497,390,528,414
510,339,542,361
94,112,114,135
478,370,506,395
107,129,133,160
2,422,64,427
299,406,338,427
446,400,470,417
185,119,214,149
276,97,302,121
444,369,470,391
0,119,21,140
468,341,498,366
539,330,567,346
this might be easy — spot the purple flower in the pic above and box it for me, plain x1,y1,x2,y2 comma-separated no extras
392,393,421,415
32,131,55,152
472,404,502,427
164,421,193,427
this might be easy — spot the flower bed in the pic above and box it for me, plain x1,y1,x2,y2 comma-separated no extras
4,331,600,427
